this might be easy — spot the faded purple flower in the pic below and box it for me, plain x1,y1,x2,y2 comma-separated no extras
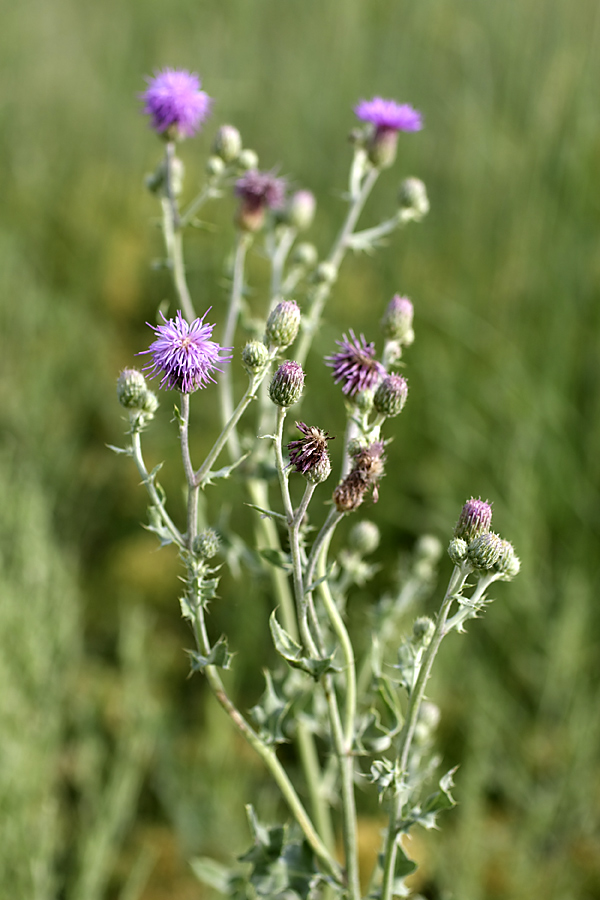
354,97,423,132
234,170,286,231
140,310,232,393
326,330,386,396
333,440,386,512
288,422,334,476
141,68,212,138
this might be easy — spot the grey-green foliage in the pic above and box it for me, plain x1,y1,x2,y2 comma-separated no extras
0,453,80,900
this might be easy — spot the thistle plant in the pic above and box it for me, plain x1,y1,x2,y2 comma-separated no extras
113,69,520,899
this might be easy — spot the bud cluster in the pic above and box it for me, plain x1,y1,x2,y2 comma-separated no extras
450,498,520,580
117,368,159,427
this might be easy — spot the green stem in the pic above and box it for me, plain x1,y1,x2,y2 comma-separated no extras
161,142,196,322
130,431,184,548
195,374,262,488
179,393,199,549
296,166,379,366
379,564,470,900
247,477,336,853
220,233,250,460
191,601,342,883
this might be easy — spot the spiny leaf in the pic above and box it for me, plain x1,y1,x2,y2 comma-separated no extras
187,635,233,672
269,613,339,680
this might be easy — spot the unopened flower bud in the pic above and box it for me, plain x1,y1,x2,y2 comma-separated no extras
265,300,301,349
494,540,521,579
352,389,374,414
268,360,305,407
381,295,414,343
206,155,226,179
415,534,443,564
348,520,380,556
454,498,493,542
286,190,316,231
413,616,435,643
140,390,159,416
398,177,429,221
314,261,337,285
468,532,503,570
292,242,318,268
193,528,221,560
237,148,259,171
242,340,270,374
373,374,408,418
414,700,441,743
117,368,148,409
212,124,242,164
448,537,468,566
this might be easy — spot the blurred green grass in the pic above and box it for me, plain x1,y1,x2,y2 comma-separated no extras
1,0,600,896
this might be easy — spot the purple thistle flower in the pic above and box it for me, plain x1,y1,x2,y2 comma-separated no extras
234,170,286,231
288,422,334,476
326,330,386,396
454,498,493,542
235,170,286,209
354,97,423,132
141,68,212,138
140,310,232,393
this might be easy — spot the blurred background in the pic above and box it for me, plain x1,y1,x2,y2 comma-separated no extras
1,0,599,897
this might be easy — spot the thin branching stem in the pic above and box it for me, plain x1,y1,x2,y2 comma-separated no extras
379,564,471,900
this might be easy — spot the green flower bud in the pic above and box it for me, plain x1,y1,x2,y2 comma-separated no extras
237,148,259,171
398,177,429,221
139,390,159,416
448,537,468,566
117,368,148,409
193,528,221,560
352,389,374,414
268,361,305,408
494,539,521,580
415,534,443,563
381,295,414,343
212,125,242,164
373,374,408,418
314,261,337,285
413,616,435,643
206,155,226,179
242,340,270,374
348,520,380,556
265,300,301,349
467,532,503,570
291,242,318,268
285,190,316,231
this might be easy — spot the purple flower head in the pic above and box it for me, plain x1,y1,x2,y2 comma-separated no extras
326,330,386,397
140,310,232,393
234,170,287,232
454,498,493,543
354,97,423,133
235,170,286,211
141,68,212,138
288,422,334,476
